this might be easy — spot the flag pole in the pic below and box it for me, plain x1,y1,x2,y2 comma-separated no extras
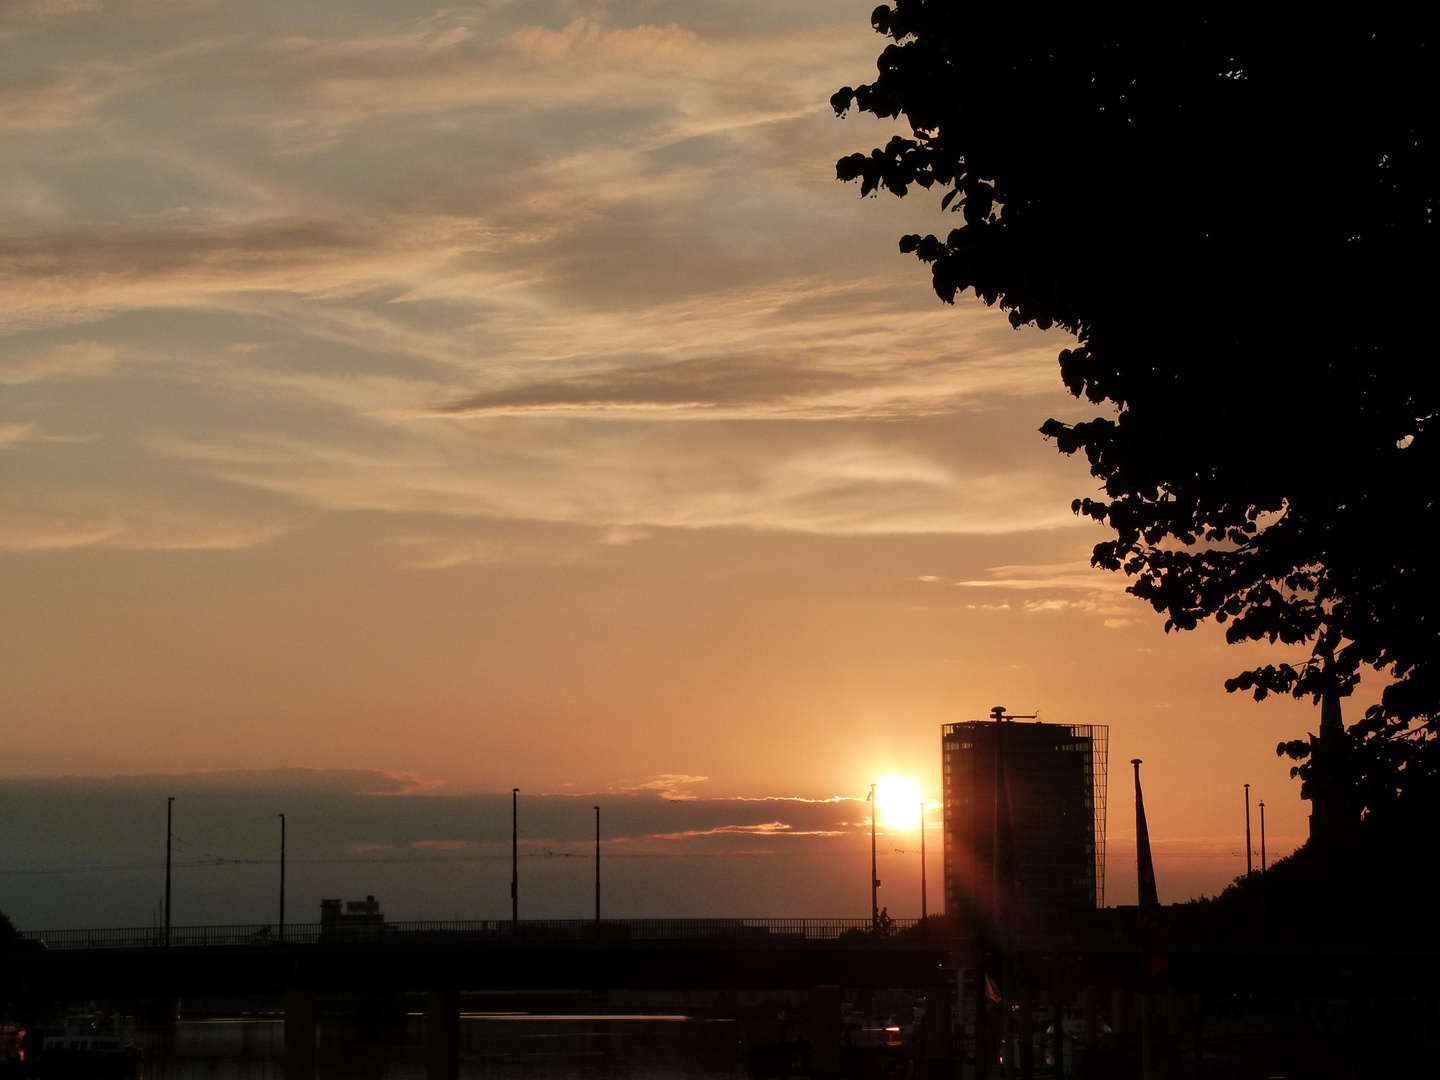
1244,783,1253,878
919,799,927,920
991,707,1015,1080
511,788,519,933
868,783,879,931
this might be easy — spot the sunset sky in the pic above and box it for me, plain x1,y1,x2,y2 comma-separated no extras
0,0,1374,927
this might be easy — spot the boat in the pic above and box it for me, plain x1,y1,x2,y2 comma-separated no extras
21,1013,140,1079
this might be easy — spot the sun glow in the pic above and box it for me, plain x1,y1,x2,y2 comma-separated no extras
873,776,923,830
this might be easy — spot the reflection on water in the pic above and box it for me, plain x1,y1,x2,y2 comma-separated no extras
135,1014,745,1080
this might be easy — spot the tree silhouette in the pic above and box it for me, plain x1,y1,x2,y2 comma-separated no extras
833,5,1437,816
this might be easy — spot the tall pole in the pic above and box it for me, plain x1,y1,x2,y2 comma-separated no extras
165,796,174,947
594,805,601,923
278,813,286,942
869,783,879,930
1244,783,1253,878
991,706,1013,1080
919,799,927,920
1259,801,1267,872
511,788,519,931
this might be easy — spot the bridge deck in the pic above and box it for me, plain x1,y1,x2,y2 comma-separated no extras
18,916,919,951
5,919,949,997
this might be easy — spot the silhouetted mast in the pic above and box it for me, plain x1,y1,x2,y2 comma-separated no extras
511,788,519,930
990,706,1012,1080
1244,783,1253,878
278,812,286,942
868,783,879,930
919,798,927,920
594,805,601,923
165,796,174,947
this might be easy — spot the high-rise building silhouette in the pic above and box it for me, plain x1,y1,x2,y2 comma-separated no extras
942,716,1108,929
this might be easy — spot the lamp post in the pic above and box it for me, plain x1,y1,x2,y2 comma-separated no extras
511,788,519,932
594,805,601,924
1244,784,1253,878
919,799,927,921
868,783,879,931
165,796,174,947
278,813,286,942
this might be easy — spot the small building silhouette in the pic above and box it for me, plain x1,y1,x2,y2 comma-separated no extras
319,895,386,942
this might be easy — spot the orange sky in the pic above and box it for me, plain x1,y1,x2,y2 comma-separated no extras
0,0,1376,917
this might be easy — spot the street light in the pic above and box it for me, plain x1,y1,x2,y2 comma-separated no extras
919,798,927,921
867,783,880,930
1244,783,1253,878
164,796,174,948
511,788,519,931
278,813,286,943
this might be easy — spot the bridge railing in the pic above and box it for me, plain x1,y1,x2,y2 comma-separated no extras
19,917,920,950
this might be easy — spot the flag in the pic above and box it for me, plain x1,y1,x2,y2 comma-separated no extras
1132,759,1167,980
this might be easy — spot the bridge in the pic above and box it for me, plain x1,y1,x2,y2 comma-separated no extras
3,917,957,1080
8,913,1430,1001
6,917,949,998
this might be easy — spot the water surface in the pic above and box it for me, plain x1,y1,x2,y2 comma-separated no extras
135,1014,747,1080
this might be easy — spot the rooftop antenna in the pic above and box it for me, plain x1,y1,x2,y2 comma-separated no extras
990,706,1039,722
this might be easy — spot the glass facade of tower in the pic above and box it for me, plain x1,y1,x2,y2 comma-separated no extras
942,720,1108,928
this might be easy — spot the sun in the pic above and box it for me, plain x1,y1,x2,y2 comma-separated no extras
873,776,923,830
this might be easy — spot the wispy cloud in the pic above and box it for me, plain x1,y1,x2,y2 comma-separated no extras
627,775,709,801
956,561,1128,593
0,423,33,448
0,0,1094,557
0,500,289,552
0,511,125,550
0,341,115,383
0,70,111,133
147,419,1083,539
648,822,846,840
954,560,1151,626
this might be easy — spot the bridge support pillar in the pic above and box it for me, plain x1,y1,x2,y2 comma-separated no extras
1017,983,1034,1080
1080,984,1099,1077
426,986,460,1080
923,984,953,1080
808,986,842,1080
283,987,317,1080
